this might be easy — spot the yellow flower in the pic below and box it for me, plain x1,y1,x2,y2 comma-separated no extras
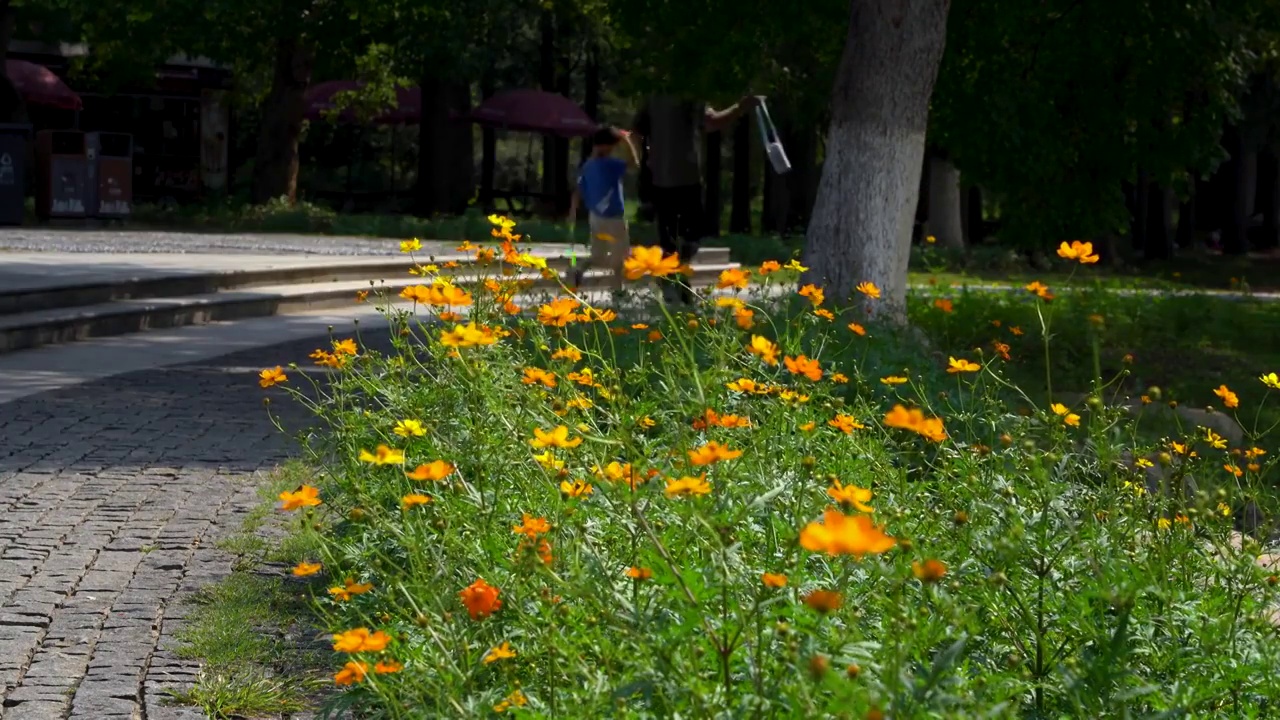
559,479,593,498
1050,403,1081,427
1245,446,1267,460
1218,502,1232,517
358,445,406,465
726,378,769,394
407,460,455,481
947,357,981,374
799,509,896,557
1204,428,1228,450
830,372,848,383
761,572,788,588
292,561,322,576
784,259,808,272
400,238,422,253
401,493,432,509
334,660,368,685
258,366,287,388
827,480,874,512
1024,281,1053,300
1056,240,1100,264
1157,517,1172,531
393,419,427,438
623,245,681,280
522,367,557,388
856,281,881,299
848,322,867,336
1261,372,1280,390
665,474,711,498
332,627,391,653
494,689,528,713
1136,458,1154,469
717,268,752,289
484,641,517,664
828,414,865,434
799,421,816,432
532,451,564,472
530,426,583,449
279,485,321,511
688,441,743,466
332,338,358,356
1213,384,1239,409
440,323,498,348
881,376,908,385
748,335,780,365
487,213,517,229
328,578,373,602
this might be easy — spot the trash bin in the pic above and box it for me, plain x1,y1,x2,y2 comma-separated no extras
86,132,133,219
34,130,89,219
0,124,30,225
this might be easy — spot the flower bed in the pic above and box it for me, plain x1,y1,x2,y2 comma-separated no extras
260,227,1280,717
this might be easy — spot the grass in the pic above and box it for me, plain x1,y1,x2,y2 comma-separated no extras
168,461,327,719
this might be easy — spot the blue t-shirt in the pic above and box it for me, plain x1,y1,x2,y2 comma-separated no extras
577,156,627,218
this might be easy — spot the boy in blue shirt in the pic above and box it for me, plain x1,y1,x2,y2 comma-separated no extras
568,126,638,291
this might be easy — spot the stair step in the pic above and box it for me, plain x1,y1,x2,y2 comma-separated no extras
0,262,739,354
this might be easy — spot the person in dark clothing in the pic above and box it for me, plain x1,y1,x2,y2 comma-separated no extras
632,95,759,304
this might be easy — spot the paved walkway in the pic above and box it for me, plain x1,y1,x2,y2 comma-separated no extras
0,325,348,720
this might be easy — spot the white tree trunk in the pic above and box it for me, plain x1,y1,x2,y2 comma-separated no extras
801,0,949,322
927,157,964,248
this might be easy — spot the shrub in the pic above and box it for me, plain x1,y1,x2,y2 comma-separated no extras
262,227,1280,717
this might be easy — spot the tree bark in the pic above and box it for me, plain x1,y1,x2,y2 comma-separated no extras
250,37,315,205
962,184,983,245
1143,182,1174,260
704,130,722,237
416,77,474,216
1175,181,1197,249
1257,148,1280,250
480,75,496,207
784,125,818,231
730,116,752,234
801,0,949,320
926,155,964,248
1223,129,1250,255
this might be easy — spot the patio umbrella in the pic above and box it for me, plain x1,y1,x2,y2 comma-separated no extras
468,89,596,137
303,81,421,125
5,60,82,110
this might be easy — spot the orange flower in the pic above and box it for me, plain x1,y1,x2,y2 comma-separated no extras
522,367,557,388
440,322,498,348
407,460,454,481
993,341,1011,361
356,290,369,303
828,414,865,434
798,283,825,306
279,485,321,511
803,589,843,613
459,578,502,620
717,267,752,289
688,441,743,466
830,372,849,384
292,561,322,576
530,425,583,449
401,493,431,510
358,445,406,465
664,474,712,498
883,404,947,442
332,627,392,653
1010,326,1024,336
856,281,881,299
623,245,681,280
761,572,788,588
625,566,653,580
1225,463,1244,478
748,335,780,365
258,366,287,388
537,297,582,327
814,308,835,321
334,660,368,685
734,307,755,330
512,513,551,538
374,659,403,674
911,559,948,583
933,298,953,313
1056,240,1100,264
827,481,874,512
551,345,583,362
1024,281,1054,300
880,376,908,386
759,260,782,274
697,409,752,429
784,355,823,381
799,508,896,557
947,357,980,374
1213,384,1239,409
559,479,593,498
484,641,517,664
328,578,373,602
848,323,867,336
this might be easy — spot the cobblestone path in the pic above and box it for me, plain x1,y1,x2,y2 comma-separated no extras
0,333,357,720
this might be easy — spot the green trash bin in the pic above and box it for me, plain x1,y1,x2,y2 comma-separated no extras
0,124,30,225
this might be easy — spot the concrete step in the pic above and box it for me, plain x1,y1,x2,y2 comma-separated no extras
0,245,732,317
0,261,738,354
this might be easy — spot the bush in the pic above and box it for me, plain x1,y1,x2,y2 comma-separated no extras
261,228,1280,717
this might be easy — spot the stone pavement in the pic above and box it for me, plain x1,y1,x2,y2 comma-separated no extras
0,328,358,720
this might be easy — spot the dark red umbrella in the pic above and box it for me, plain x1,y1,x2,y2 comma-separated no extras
468,89,596,137
5,60,82,110
304,80,421,125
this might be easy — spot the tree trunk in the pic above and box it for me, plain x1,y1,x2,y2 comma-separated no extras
1223,129,1250,255
552,69,572,214
539,10,556,200
926,155,964,248
761,155,787,234
0,0,24,124
1258,148,1280,250
480,75,496,207
416,76,474,216
784,125,818,231
1175,181,1197,249
581,45,600,166
730,116,752,234
250,37,315,205
962,184,983,244
801,0,949,320
704,130,722,237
